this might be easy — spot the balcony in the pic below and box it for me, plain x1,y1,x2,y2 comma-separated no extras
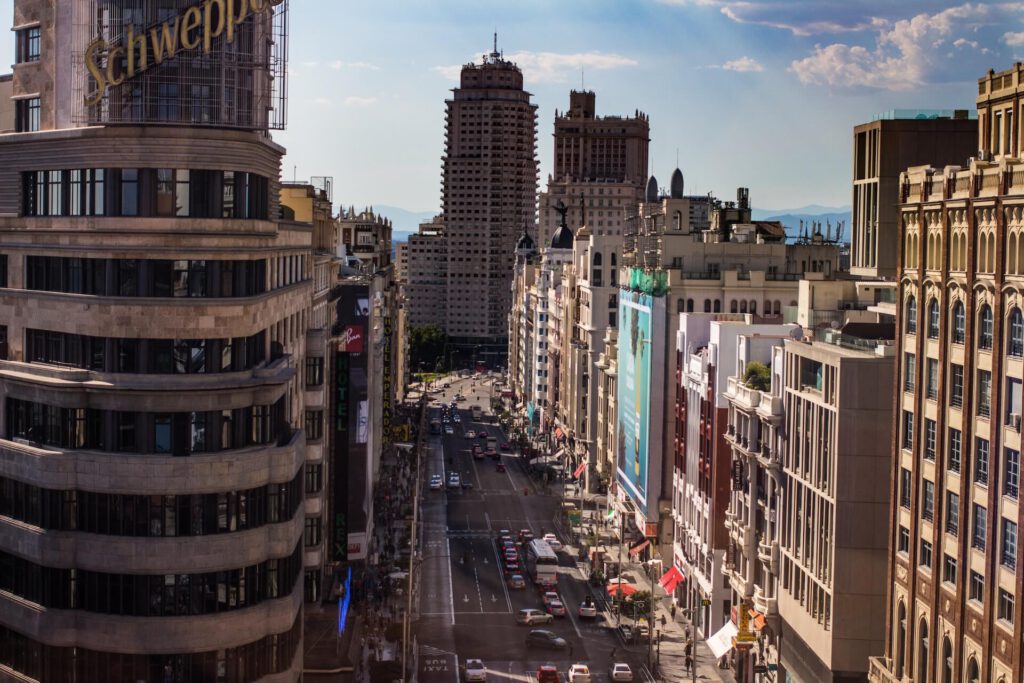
752,585,778,617
867,657,899,683
757,537,780,574
726,377,762,411
756,395,784,420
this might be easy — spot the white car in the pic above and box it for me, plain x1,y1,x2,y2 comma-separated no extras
609,663,633,682
567,664,591,683
515,608,554,625
429,475,444,490
543,533,563,551
465,658,487,682
448,473,461,488
465,430,476,439
445,425,455,435
577,598,597,618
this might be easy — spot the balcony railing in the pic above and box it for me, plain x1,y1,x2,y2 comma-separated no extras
867,657,899,683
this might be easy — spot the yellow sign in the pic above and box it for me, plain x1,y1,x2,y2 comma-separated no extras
736,604,757,644
85,0,284,106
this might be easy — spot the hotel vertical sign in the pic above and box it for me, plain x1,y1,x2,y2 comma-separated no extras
332,351,350,563
382,313,393,446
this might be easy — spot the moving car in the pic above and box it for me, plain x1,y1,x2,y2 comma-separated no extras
496,462,506,473
609,664,634,682
525,629,566,650
617,624,635,643
445,425,454,435
465,430,476,439
477,430,488,439
464,659,486,682
542,591,561,607
461,478,473,489
537,665,561,683
430,475,444,490
500,442,511,451
578,596,598,619
503,560,521,575
542,533,563,551
516,608,553,625
504,549,519,563
447,473,461,489
567,665,591,683
519,529,535,542
546,599,566,617
508,574,526,589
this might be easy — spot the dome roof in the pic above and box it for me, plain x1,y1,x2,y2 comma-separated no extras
550,223,574,250
670,168,684,199
645,175,659,203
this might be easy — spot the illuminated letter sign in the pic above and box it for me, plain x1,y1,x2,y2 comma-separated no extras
333,351,350,562
84,0,285,105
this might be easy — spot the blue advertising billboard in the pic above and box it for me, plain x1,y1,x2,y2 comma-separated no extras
617,290,654,515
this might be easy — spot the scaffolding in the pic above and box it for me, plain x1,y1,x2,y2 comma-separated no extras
71,0,289,132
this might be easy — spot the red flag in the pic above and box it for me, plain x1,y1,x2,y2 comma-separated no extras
573,460,587,479
659,566,685,593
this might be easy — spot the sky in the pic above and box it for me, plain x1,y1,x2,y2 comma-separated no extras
2,0,1023,213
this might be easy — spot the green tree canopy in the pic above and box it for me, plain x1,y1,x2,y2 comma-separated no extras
743,361,771,391
409,324,447,372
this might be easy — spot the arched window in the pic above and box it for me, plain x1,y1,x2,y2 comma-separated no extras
916,619,929,683
896,602,906,677
714,300,722,313
927,298,940,338
677,299,686,313
906,296,917,335
704,299,712,313
941,637,952,683
774,300,782,315
730,300,738,313
980,304,994,349
686,299,694,313
749,300,757,314
952,301,965,344
967,657,979,683
1010,308,1024,357
740,300,748,313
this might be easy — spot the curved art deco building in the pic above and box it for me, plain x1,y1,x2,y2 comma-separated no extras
0,1,311,681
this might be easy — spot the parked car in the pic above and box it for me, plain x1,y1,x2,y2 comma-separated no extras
464,659,486,682
609,664,634,682
516,609,553,626
537,665,561,683
567,664,591,683
525,630,566,650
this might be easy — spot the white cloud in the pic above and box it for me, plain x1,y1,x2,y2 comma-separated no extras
1005,31,1024,46
312,97,331,106
330,60,380,71
344,96,378,107
713,56,765,72
790,3,1011,90
433,50,637,84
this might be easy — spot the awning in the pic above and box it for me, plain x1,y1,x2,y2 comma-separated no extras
659,566,685,593
628,540,650,556
750,608,766,632
706,620,739,659
573,460,587,478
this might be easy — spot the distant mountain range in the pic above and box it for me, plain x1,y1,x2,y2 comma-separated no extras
372,204,853,244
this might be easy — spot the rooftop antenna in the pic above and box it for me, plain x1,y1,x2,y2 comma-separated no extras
676,148,679,169
581,67,585,90
493,30,498,57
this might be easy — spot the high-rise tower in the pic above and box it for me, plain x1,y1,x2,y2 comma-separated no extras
0,2,314,681
442,39,538,366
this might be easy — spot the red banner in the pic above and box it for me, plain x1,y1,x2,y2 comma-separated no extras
659,566,685,593
573,460,587,479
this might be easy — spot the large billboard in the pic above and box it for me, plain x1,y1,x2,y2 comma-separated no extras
616,290,665,518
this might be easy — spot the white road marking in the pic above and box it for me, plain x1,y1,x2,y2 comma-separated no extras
474,564,483,611
445,536,455,626
491,537,514,612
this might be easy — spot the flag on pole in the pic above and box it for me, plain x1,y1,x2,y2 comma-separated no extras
573,460,587,479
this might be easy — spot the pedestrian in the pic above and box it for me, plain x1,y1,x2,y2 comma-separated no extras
685,655,693,673
610,647,617,660
671,604,677,621
568,644,574,659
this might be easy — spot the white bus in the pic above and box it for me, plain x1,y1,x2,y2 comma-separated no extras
470,405,483,421
526,539,559,588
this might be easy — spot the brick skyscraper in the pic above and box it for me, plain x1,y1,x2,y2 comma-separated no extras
442,40,538,366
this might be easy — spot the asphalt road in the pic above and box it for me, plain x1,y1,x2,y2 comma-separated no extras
416,375,645,683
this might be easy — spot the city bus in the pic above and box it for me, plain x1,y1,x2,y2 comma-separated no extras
470,405,483,421
525,539,559,588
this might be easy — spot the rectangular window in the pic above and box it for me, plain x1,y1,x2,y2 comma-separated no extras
926,358,938,400
924,419,937,461
950,364,964,408
15,97,41,133
898,526,910,554
304,410,323,441
1007,378,1023,428
942,554,957,585
902,411,914,450
0,255,7,288
999,588,1015,624
305,357,324,387
304,517,322,547
1003,518,1018,570
153,415,172,454
904,353,915,392
919,539,932,569
969,570,984,602
922,480,935,521
946,491,959,535
1006,448,1020,499
305,464,323,494
978,370,992,418
972,504,987,550
949,428,962,473
900,468,911,508
121,169,139,217
976,438,990,486
16,26,41,63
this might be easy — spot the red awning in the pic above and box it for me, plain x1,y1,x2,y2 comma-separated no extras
659,566,685,593
573,460,587,479
628,540,650,556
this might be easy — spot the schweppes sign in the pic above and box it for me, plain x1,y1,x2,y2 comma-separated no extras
85,0,284,106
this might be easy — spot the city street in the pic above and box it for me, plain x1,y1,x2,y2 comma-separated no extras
416,375,648,683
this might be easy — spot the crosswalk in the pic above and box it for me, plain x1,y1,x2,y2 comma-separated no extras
454,660,631,683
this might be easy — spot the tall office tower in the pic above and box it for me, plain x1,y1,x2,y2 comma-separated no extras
851,111,975,279
0,2,311,681
407,216,448,329
538,90,649,247
442,41,538,366
869,64,1024,683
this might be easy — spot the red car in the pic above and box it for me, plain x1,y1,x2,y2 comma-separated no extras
500,442,511,451
504,561,521,575
496,463,506,473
